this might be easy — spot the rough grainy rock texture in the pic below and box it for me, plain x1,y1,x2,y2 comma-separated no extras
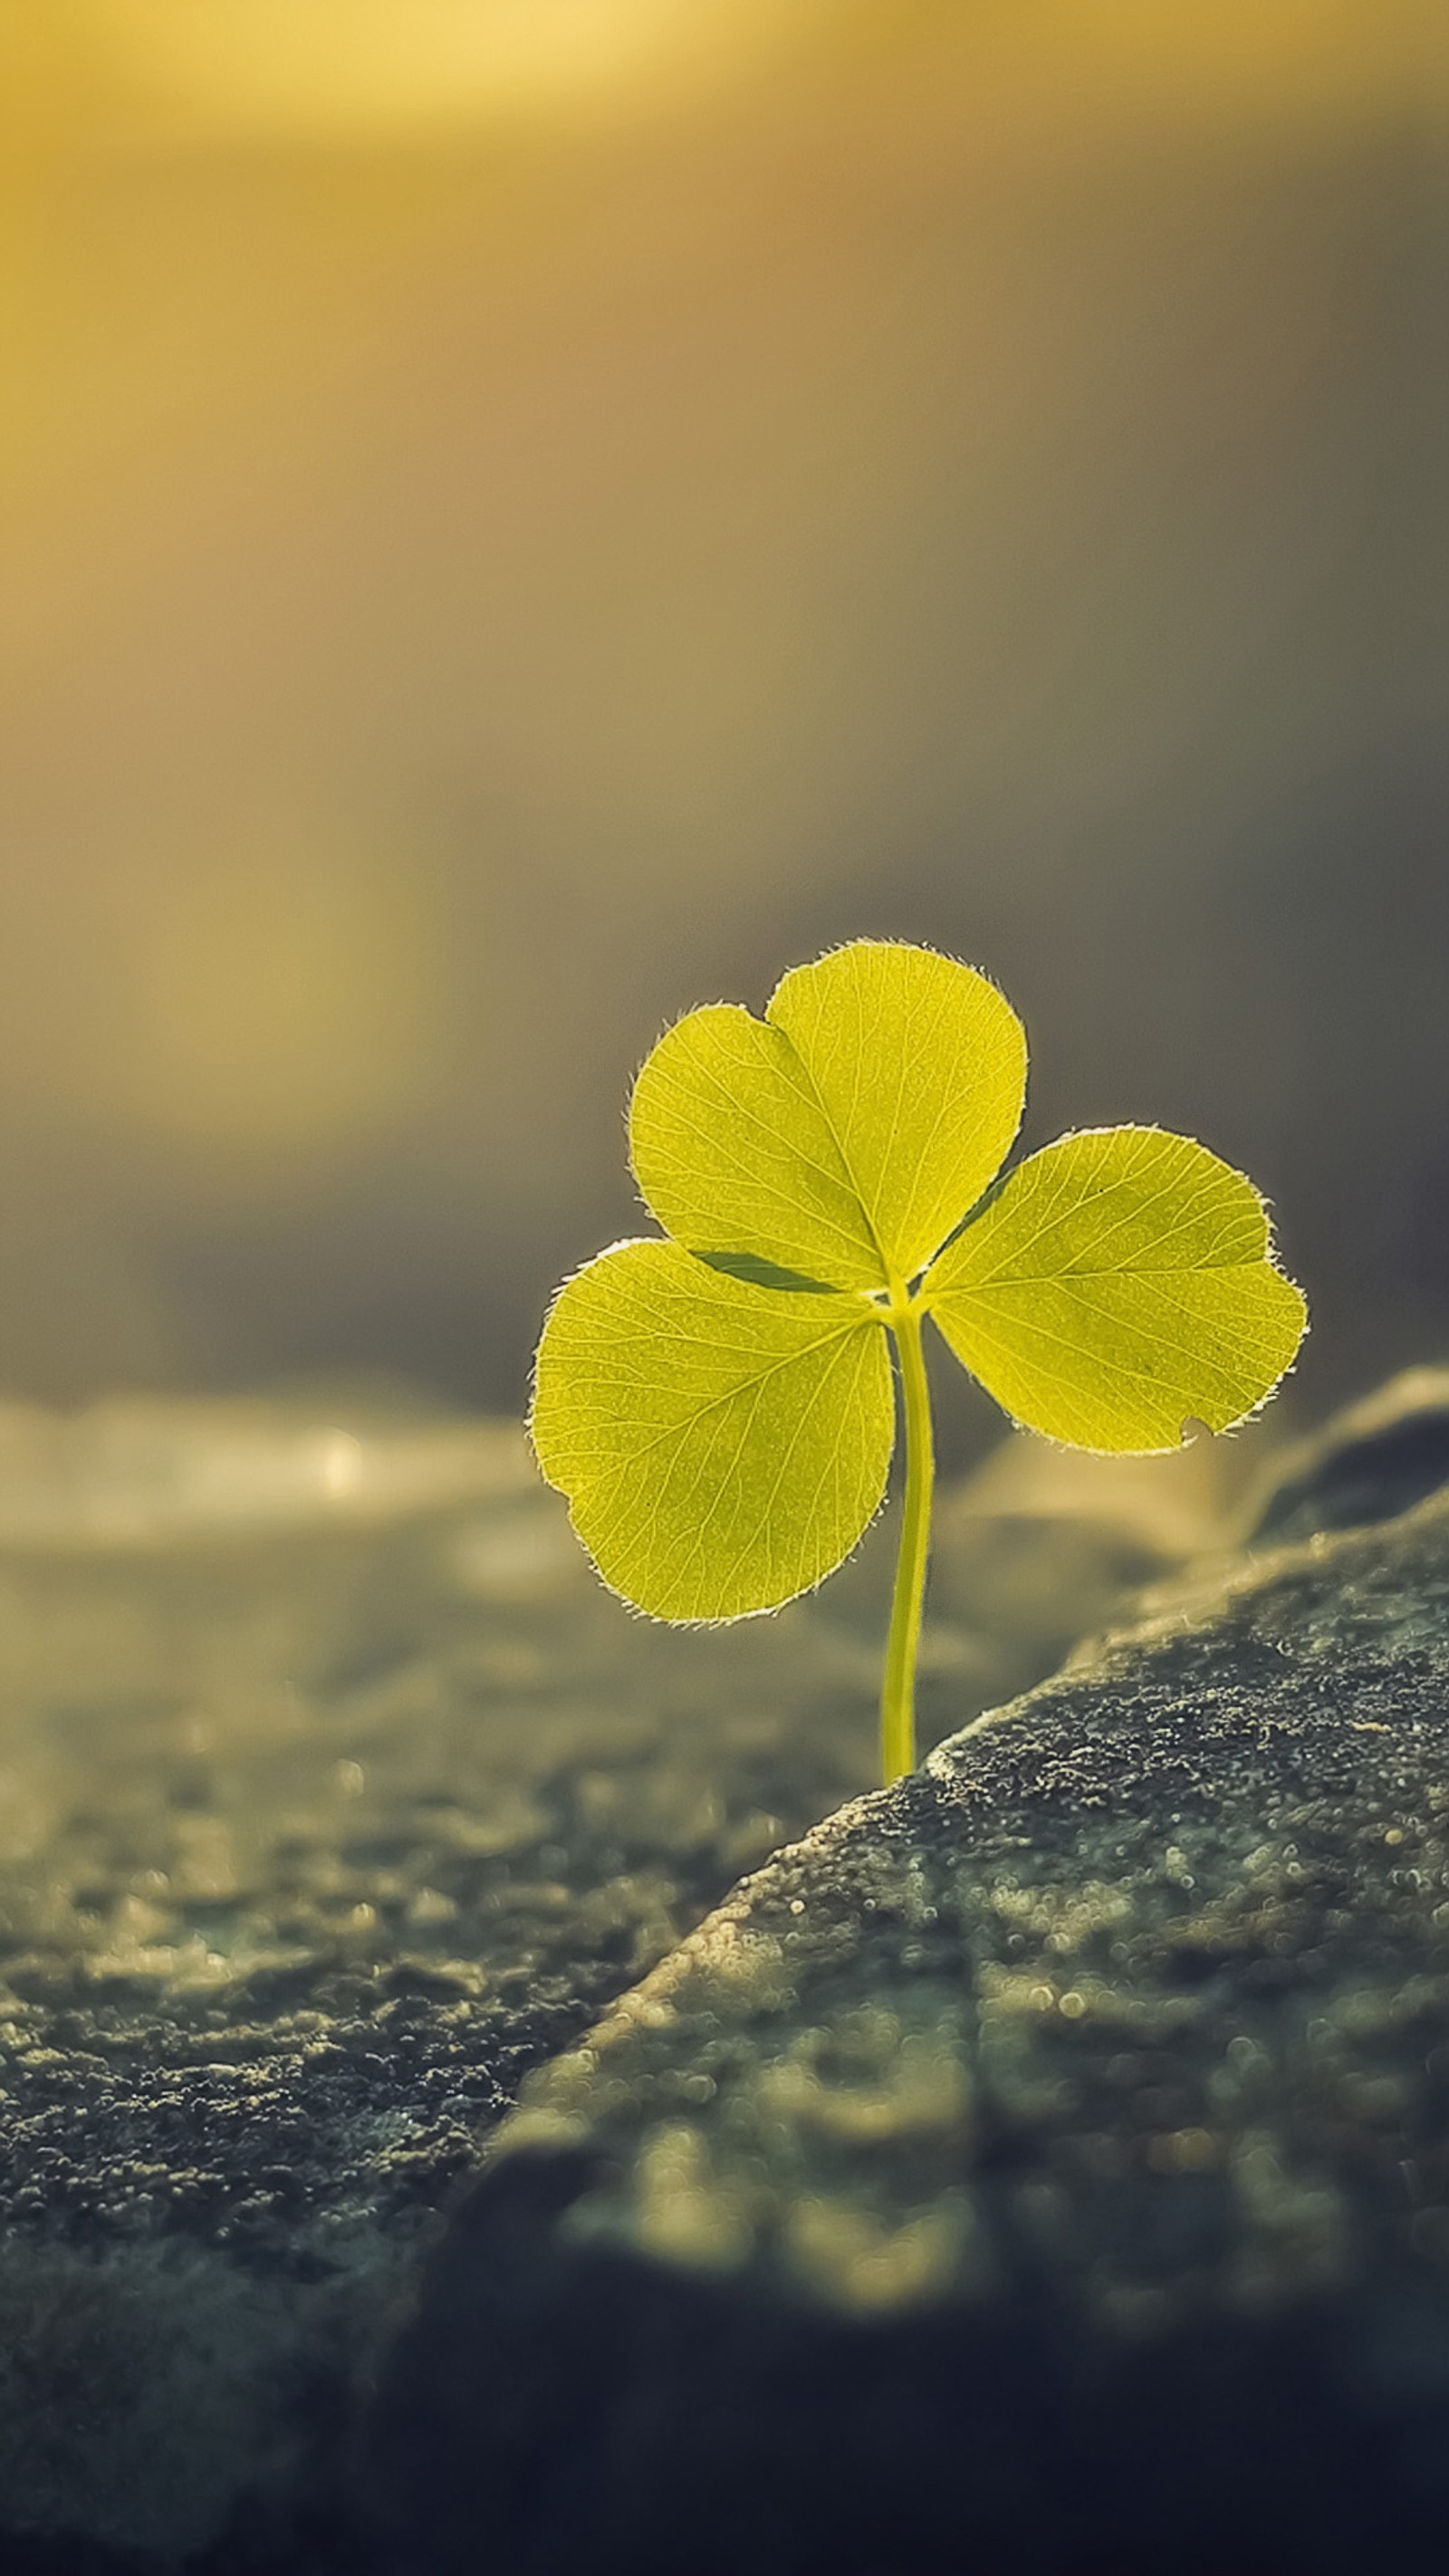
0,1392,1208,2571
373,1392,1449,2576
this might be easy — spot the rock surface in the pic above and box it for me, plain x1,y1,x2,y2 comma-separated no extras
373,1386,1449,2576
1245,1365,1449,1546
0,1390,1211,2570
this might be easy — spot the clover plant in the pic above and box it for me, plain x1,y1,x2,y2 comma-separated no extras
531,941,1306,1783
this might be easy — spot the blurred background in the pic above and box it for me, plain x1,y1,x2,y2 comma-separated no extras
1,0,1444,1449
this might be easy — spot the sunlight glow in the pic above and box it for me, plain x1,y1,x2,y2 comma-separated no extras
89,0,824,136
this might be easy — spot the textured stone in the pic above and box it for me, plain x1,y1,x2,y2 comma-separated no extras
0,1392,1200,2569
373,1394,1449,2576
1247,1364,1449,1546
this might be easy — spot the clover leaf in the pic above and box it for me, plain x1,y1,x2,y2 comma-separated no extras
531,940,1307,1783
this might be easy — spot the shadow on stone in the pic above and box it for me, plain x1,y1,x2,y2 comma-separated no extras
368,1387,1449,2572
374,2142,1449,2575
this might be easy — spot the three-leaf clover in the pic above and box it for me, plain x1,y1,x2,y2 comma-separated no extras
531,941,1307,1783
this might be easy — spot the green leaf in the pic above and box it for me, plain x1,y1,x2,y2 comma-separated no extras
530,1237,893,1619
766,941,1028,1283
629,1004,884,1291
629,942,1027,1292
694,1250,841,1293
924,1126,1307,1451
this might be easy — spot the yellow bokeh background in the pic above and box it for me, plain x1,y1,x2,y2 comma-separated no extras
7,0,1435,140
0,0,1442,1405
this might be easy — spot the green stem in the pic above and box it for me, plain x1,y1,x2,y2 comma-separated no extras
880,1298,935,1785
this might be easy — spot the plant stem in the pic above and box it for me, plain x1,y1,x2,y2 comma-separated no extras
880,1297,935,1784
